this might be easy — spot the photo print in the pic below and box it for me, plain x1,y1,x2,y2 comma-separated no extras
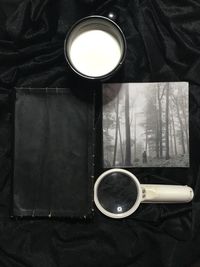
102,82,189,168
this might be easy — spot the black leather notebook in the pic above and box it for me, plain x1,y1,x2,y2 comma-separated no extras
13,88,94,218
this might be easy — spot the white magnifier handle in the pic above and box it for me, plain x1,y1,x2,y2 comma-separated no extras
141,184,194,203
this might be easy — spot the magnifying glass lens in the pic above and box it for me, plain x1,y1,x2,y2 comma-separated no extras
97,172,138,214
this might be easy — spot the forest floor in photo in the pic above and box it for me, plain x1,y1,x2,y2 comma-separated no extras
132,154,189,167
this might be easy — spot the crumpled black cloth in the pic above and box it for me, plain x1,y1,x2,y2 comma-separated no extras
0,0,200,266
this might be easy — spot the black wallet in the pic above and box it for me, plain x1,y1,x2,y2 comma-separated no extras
13,88,94,218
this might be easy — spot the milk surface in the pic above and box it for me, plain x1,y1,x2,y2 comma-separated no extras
69,29,121,77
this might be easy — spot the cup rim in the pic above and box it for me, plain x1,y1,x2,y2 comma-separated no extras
64,15,127,80
94,168,142,219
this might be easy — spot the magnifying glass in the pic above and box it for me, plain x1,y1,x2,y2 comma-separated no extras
94,169,194,219
64,15,126,80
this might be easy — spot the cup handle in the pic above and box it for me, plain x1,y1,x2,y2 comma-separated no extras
141,184,194,203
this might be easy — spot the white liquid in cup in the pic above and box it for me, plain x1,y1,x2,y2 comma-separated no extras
69,29,122,77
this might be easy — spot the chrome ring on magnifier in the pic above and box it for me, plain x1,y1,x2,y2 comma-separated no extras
94,169,194,219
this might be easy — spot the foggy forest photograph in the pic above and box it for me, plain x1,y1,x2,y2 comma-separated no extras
102,82,189,168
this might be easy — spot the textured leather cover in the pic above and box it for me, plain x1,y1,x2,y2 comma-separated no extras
13,88,94,218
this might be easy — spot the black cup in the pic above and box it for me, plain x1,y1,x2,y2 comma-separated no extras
64,15,126,80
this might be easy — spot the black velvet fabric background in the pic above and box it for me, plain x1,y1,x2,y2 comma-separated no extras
0,0,200,266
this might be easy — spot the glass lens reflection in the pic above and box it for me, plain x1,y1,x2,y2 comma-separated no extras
97,172,138,214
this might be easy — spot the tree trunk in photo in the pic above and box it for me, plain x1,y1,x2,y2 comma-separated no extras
155,90,159,159
175,97,185,154
158,100,163,157
134,113,137,161
145,122,148,153
157,86,164,158
183,116,189,154
118,117,124,165
181,94,189,153
125,86,131,165
169,118,174,156
165,85,170,160
156,119,159,158
171,112,177,156
113,95,119,165
103,112,112,164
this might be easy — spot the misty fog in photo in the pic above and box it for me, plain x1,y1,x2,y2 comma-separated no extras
103,82,189,168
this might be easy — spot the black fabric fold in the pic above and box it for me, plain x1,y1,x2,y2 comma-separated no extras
0,0,200,266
